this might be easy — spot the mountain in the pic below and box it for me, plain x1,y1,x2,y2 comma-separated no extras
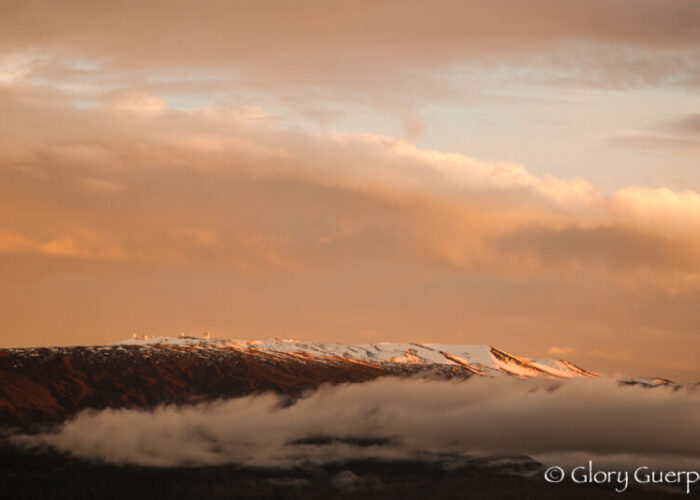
0,336,595,428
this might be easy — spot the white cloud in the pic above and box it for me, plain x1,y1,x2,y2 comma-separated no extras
14,377,700,468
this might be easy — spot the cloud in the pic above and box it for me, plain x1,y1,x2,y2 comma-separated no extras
548,346,575,356
605,133,700,153
495,224,700,274
664,113,700,135
12,377,700,468
0,228,123,260
0,52,36,86
80,178,125,194
5,89,698,278
605,114,700,154
1,0,699,111
611,187,700,232
111,92,169,117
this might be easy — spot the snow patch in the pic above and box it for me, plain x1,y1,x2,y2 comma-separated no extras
109,336,593,379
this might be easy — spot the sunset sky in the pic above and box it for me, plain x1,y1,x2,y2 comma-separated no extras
1,1,700,380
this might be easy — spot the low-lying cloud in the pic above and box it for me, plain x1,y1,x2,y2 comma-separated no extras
12,377,700,469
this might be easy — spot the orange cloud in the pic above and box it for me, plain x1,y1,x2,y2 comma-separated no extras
548,346,575,356
111,92,169,117
1,0,698,110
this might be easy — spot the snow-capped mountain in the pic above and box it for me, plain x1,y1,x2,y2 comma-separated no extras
1,336,596,428
115,336,597,378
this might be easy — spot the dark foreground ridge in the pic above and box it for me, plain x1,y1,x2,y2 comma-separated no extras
1,340,696,500
1,444,693,500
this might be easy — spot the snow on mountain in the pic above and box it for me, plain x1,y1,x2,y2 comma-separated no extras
112,336,597,379
621,377,681,388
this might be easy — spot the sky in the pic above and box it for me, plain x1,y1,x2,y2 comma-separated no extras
1,0,700,381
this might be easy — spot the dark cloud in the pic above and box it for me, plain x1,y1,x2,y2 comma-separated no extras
605,133,700,152
496,224,700,273
605,112,700,153
5,1,700,57
665,113,700,135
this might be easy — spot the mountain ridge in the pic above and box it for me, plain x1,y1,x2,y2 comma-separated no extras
111,336,599,378
0,336,595,429
8,336,694,432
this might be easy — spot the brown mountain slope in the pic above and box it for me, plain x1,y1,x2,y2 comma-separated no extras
0,344,472,428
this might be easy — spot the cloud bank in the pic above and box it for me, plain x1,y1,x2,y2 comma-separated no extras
13,377,700,469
